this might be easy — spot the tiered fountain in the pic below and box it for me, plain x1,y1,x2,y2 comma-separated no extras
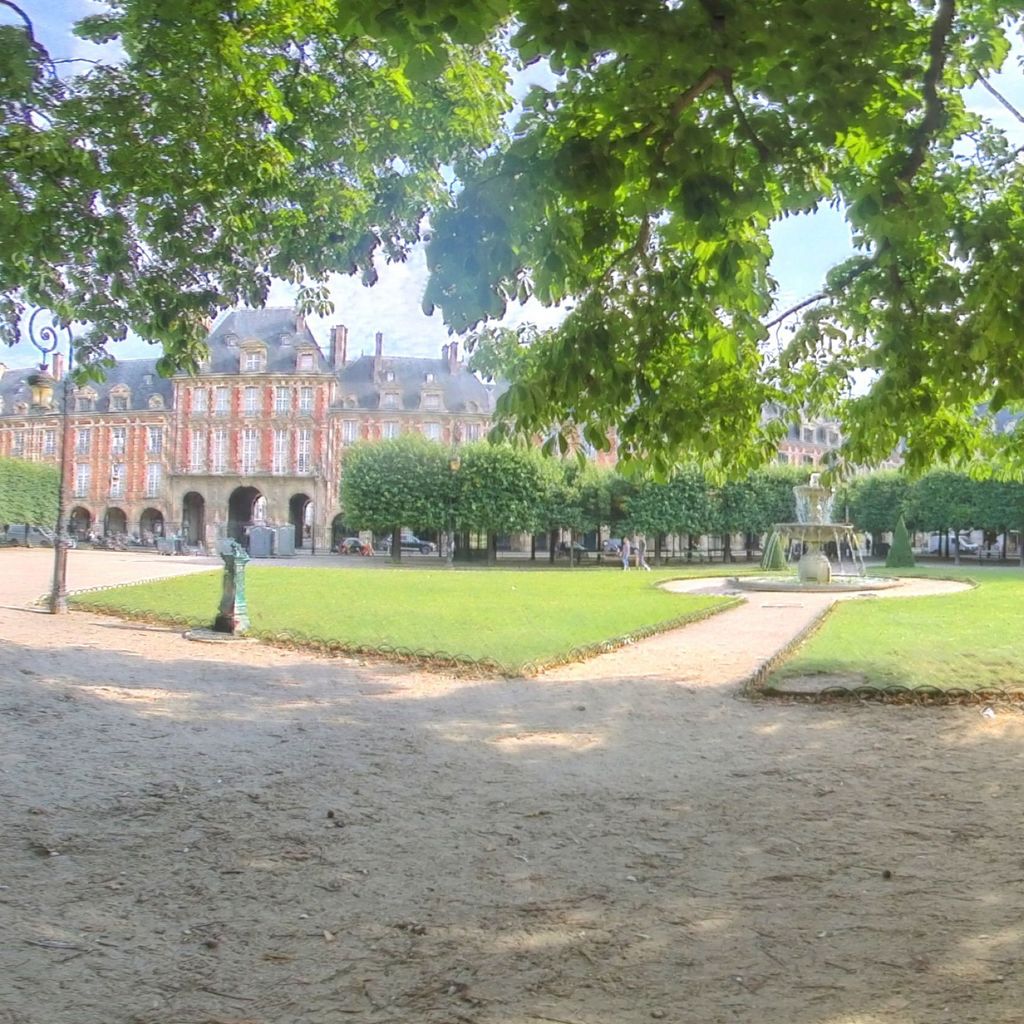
735,473,900,593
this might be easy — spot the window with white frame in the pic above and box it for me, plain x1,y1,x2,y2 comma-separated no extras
273,429,290,474
110,426,126,456
299,386,313,413
212,428,228,473
190,428,206,472
381,421,399,440
242,427,259,473
422,421,441,441
341,419,358,444
382,391,399,409
74,462,90,498
297,428,312,474
422,393,441,410
75,427,91,455
12,430,24,454
275,386,291,414
244,386,260,415
146,462,162,496
42,429,56,456
109,463,125,497
464,422,484,442
147,426,163,454
110,392,129,411
215,386,230,415
243,348,266,372
297,351,314,371
192,387,207,413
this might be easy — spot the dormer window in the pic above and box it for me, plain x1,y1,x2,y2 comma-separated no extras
384,370,395,382
149,394,164,409
382,392,400,409
75,388,97,412
344,395,357,409
109,386,130,412
14,401,27,414
425,372,434,383
297,350,315,372
242,347,266,372
422,393,441,411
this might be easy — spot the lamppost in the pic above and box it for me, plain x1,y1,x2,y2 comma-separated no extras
25,308,74,614
447,452,461,567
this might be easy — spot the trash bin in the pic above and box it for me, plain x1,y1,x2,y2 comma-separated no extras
247,526,275,558
274,526,295,557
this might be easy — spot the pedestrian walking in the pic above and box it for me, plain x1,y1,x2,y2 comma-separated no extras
636,535,651,571
621,535,631,570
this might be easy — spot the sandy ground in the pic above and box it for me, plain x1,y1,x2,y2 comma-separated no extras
1,549,1022,1024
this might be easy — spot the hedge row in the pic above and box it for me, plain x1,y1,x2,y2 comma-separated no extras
0,457,59,528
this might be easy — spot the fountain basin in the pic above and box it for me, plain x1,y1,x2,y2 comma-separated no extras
733,574,903,593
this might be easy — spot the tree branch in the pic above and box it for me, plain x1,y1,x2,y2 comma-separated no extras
721,71,771,162
974,71,1024,126
898,0,956,183
765,292,826,330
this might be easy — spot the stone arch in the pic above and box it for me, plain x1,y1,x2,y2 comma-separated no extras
331,513,348,552
140,508,164,540
289,492,312,550
69,506,92,538
228,486,263,543
104,507,127,536
182,491,206,548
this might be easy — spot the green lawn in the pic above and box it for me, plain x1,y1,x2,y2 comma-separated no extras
70,565,739,674
766,566,1024,693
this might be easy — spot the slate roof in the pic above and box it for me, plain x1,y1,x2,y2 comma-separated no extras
336,354,498,414
199,308,330,375
0,357,172,415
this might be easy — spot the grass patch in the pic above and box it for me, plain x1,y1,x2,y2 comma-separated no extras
70,565,738,674
766,566,1024,693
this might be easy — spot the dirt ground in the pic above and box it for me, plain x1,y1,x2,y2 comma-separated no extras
1,549,1022,1024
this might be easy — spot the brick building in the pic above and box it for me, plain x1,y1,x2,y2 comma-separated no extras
0,309,497,551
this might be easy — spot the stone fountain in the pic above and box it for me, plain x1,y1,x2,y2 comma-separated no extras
735,473,900,593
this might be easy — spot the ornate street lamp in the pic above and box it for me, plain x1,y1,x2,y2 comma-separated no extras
447,452,461,567
26,308,74,614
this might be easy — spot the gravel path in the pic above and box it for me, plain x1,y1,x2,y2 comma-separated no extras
0,549,1018,1024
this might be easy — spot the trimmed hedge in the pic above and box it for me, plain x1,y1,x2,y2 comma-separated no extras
0,457,59,528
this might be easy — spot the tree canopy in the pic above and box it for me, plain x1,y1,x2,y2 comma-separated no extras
6,1,1024,473
0,0,509,372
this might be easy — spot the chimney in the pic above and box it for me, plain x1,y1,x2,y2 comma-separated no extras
53,352,65,381
295,314,306,335
448,340,459,372
441,343,449,363
330,324,348,369
374,331,383,378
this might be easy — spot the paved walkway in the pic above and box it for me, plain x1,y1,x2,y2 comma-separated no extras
543,573,970,689
0,548,970,692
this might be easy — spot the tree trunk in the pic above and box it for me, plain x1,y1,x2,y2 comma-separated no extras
655,533,663,565
549,529,557,564
487,531,497,566
722,533,732,563
568,527,575,569
530,534,536,561
391,525,402,563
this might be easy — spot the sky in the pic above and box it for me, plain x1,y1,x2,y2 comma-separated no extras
2,1,1021,368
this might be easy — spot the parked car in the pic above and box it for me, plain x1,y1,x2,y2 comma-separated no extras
380,532,436,555
3,524,76,548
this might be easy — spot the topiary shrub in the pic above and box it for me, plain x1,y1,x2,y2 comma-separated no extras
885,513,916,568
760,530,787,571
